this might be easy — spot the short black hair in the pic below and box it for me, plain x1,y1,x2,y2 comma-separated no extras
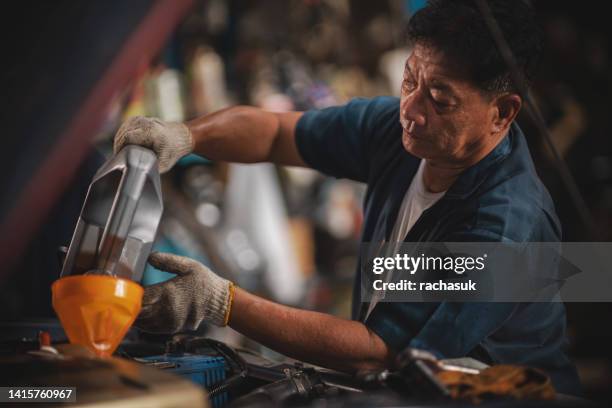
406,0,542,95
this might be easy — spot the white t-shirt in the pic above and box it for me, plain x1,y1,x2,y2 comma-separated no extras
364,159,447,321
389,159,446,243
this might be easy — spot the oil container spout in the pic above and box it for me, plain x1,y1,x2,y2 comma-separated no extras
60,145,163,280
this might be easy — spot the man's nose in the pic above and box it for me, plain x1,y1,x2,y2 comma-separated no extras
400,92,426,127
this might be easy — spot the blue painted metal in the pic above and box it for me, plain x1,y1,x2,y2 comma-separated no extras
141,354,228,407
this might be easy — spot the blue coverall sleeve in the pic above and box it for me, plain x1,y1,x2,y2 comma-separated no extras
294,97,399,183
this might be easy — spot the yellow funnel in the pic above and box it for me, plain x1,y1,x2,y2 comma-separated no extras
52,275,143,357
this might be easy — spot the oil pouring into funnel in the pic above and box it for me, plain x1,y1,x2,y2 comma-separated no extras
52,145,163,357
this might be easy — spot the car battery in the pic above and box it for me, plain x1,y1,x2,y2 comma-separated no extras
139,353,227,407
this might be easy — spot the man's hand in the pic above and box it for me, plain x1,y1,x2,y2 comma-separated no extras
113,116,194,173
137,252,392,373
136,252,232,333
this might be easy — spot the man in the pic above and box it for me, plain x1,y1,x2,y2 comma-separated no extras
114,0,580,394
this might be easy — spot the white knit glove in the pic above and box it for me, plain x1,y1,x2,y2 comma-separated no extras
135,252,234,334
113,116,194,173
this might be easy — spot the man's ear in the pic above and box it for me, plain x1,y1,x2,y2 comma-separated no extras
491,93,522,133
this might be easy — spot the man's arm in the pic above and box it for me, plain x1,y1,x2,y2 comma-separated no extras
180,103,396,371
229,287,395,373
186,106,306,167
186,106,391,371
138,252,395,374
113,98,389,177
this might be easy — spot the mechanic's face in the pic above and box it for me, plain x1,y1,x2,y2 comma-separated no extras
400,43,513,166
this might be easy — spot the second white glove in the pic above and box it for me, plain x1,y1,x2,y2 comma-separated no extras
136,252,233,334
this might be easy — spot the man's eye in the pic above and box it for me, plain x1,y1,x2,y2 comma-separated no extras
430,91,456,110
432,99,456,110
432,98,452,107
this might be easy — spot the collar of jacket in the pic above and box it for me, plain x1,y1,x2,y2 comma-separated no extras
444,125,514,200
